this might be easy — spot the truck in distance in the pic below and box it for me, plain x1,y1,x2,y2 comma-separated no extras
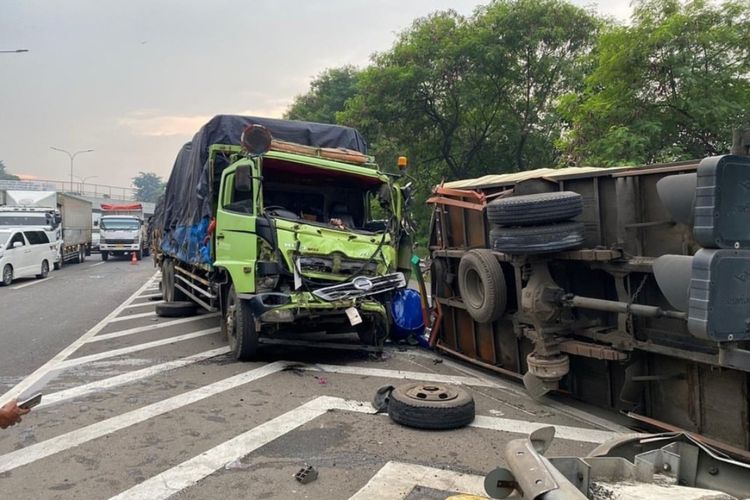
152,115,412,361
99,203,149,261
0,190,92,268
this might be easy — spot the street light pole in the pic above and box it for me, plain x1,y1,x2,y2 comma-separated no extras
50,147,94,192
75,175,98,194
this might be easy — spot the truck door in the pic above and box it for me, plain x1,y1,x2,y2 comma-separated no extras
214,163,258,293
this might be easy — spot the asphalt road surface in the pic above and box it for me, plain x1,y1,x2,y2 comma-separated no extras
0,262,632,499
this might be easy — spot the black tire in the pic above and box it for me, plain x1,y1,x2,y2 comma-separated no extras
490,221,585,255
155,301,196,317
487,191,582,226
36,260,49,279
136,248,143,261
101,251,109,261
431,258,449,298
458,250,506,324
161,259,187,302
2,265,13,286
387,383,475,430
223,284,259,361
356,314,388,346
53,261,61,270
78,247,85,263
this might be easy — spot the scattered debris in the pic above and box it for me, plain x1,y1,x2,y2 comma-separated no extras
294,464,318,484
224,458,252,470
316,376,328,385
489,409,504,417
432,358,443,364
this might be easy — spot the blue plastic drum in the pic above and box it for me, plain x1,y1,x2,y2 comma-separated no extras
390,288,425,340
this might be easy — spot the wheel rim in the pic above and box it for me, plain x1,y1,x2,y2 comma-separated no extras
465,268,485,309
404,384,458,402
42,261,48,275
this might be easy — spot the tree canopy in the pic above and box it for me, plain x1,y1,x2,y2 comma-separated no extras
284,66,360,124
0,160,20,181
132,172,165,203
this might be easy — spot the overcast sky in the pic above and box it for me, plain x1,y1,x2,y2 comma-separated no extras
0,1,631,188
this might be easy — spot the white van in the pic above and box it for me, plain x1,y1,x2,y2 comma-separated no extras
0,228,56,286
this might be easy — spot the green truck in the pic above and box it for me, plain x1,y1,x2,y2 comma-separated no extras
153,116,411,360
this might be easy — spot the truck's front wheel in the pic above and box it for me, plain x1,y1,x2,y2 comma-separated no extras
224,285,259,361
101,251,109,261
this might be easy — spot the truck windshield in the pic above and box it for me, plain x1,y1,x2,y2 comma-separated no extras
0,215,49,226
101,218,139,230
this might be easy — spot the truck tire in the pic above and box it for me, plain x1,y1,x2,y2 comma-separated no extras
387,383,475,430
224,284,259,361
487,191,582,226
458,250,506,324
101,251,109,261
55,248,63,270
155,301,196,318
431,258,450,298
36,260,49,279
356,314,388,346
2,265,13,286
78,246,86,263
136,248,143,261
161,259,187,302
490,221,585,254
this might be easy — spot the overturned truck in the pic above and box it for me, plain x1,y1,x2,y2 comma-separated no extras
428,148,750,450
152,116,411,360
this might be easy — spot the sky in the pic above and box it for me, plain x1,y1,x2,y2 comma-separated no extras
0,1,631,189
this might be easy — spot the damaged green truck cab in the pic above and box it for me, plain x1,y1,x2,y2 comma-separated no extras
158,122,411,361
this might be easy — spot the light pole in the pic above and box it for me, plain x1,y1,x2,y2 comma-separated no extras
50,147,94,192
75,175,98,194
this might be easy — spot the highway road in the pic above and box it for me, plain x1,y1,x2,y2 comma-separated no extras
0,258,633,499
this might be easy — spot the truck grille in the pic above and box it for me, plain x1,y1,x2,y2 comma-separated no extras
299,255,378,277
103,239,134,245
312,272,406,301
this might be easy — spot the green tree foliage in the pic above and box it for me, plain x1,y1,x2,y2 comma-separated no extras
132,172,165,203
0,160,20,181
284,66,360,124
340,0,600,188
559,0,750,165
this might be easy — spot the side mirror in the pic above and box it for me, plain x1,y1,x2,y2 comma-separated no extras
54,213,62,227
235,165,253,192
13,241,23,249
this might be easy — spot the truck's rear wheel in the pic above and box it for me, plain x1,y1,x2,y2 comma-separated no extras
101,251,109,261
224,285,259,361
161,259,186,302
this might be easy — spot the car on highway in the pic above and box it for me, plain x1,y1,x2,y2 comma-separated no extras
0,228,56,286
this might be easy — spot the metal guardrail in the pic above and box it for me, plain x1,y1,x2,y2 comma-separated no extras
0,179,135,200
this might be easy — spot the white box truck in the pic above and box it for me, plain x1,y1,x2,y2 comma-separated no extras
0,190,93,268
99,203,149,261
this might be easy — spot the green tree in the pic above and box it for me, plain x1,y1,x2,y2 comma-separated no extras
132,172,165,203
559,0,750,165
0,160,20,181
284,66,360,124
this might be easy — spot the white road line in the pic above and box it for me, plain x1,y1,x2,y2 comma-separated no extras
39,346,231,408
56,328,221,369
0,273,160,405
88,262,105,268
109,396,374,500
108,311,157,323
301,364,496,387
10,276,54,290
0,361,289,475
350,461,485,500
86,313,220,343
123,300,164,309
137,293,162,300
471,415,616,444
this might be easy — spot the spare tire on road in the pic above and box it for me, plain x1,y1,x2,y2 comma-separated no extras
487,191,582,226
156,301,197,318
490,221,585,254
458,249,506,324
387,383,475,430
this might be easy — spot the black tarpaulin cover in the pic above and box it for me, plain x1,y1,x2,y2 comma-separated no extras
155,115,368,264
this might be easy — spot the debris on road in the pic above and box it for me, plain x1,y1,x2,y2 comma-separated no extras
371,384,395,413
387,382,475,430
224,458,252,470
294,464,318,484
